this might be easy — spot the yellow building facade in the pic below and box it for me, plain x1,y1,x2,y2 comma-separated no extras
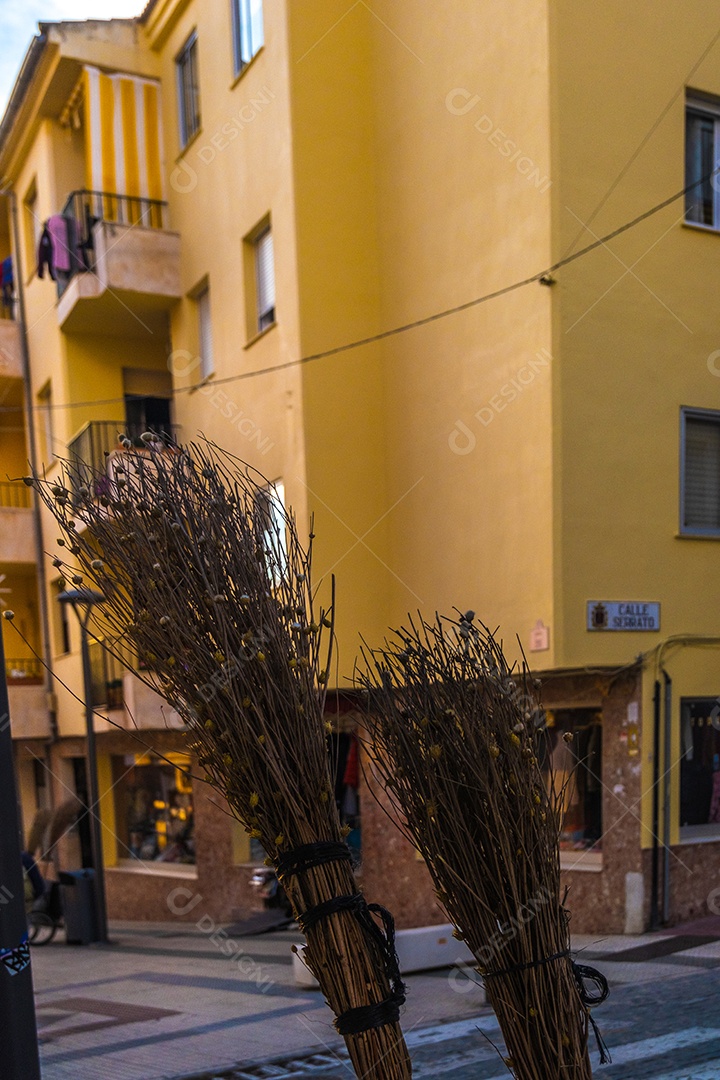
1,0,719,932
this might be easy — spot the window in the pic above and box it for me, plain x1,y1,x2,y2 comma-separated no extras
255,479,286,582
112,753,195,864
540,709,603,852
196,285,214,379
680,698,720,839
37,382,55,464
686,94,720,228
177,32,201,147
53,580,71,656
23,180,41,270
232,0,264,74
255,227,275,332
681,408,720,534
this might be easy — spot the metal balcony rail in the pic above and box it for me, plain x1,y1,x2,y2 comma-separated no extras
0,481,30,509
67,420,179,501
5,657,43,683
57,189,169,293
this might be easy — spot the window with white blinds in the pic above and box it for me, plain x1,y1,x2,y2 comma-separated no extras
197,286,213,379
254,227,275,332
682,410,720,533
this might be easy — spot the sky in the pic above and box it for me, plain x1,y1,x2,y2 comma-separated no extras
0,1,144,117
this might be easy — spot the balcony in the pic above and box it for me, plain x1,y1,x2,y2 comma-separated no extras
6,658,50,740
55,191,181,337
0,317,21,380
0,482,34,564
67,420,179,504
85,641,183,730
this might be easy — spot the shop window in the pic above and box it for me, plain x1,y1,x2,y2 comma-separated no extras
112,753,195,865
540,709,603,851
680,698,720,839
232,821,265,865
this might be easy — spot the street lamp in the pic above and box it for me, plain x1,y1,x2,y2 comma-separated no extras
57,588,109,944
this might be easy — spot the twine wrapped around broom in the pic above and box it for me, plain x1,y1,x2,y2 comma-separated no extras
360,611,610,1080
30,438,411,1080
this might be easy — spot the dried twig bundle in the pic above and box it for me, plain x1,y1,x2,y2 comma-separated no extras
32,438,411,1080
360,612,609,1080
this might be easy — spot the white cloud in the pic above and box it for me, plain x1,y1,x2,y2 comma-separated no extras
0,1,145,117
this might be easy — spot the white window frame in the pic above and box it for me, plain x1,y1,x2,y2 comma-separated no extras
680,406,720,536
256,479,287,584
196,285,214,380
232,0,264,74
254,226,275,333
686,94,720,230
177,31,201,148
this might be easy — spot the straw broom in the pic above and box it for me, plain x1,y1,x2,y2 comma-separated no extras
360,611,610,1080
30,438,411,1080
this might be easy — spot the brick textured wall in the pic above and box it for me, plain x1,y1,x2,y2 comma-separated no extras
359,669,644,935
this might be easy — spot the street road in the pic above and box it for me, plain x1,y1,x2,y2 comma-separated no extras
31,921,720,1080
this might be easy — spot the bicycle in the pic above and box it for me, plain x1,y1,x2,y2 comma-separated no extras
27,882,62,946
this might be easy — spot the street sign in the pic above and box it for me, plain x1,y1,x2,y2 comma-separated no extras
587,601,660,631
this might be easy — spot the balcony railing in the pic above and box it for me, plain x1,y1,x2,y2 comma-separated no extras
67,420,179,502
5,657,43,684
59,189,169,293
0,481,30,509
88,640,126,709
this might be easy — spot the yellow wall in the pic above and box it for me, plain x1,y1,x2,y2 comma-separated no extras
1,567,40,663
550,2,720,669
288,2,554,665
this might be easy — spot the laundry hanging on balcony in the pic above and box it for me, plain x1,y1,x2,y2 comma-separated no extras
83,66,166,228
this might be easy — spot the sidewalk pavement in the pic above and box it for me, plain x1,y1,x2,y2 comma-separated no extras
29,915,720,1080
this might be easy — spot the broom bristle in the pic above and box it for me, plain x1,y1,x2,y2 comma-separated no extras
361,611,598,1080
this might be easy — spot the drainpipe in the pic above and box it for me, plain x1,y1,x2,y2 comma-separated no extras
662,669,672,925
649,679,661,930
6,191,58,754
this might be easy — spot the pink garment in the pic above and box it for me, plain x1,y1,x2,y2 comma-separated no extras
47,215,71,273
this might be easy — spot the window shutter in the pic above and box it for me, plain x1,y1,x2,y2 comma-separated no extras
684,416,720,529
255,228,275,328
197,287,213,378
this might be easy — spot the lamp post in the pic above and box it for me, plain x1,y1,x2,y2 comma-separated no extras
57,588,109,944
0,618,42,1080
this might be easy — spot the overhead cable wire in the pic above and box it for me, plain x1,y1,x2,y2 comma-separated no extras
0,164,713,417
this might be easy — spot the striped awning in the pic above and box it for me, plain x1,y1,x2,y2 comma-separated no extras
83,66,165,222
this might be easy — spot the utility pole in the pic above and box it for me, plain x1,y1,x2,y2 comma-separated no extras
0,619,42,1080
